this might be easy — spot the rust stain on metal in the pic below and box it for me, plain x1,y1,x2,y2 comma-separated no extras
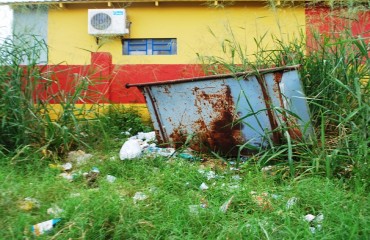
168,85,244,155
274,72,283,84
169,126,188,149
163,85,171,94
256,74,282,144
195,86,244,155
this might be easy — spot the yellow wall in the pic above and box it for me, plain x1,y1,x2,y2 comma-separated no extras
47,2,305,65
46,103,151,121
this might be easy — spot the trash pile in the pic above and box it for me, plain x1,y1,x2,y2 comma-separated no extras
25,148,122,236
304,213,324,234
119,131,197,160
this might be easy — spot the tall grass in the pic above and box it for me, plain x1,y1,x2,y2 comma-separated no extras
0,35,149,160
198,4,369,187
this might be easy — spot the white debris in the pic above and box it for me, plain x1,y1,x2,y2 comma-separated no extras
67,150,93,165
119,139,142,160
309,221,322,234
61,162,72,171
316,224,322,231
286,197,298,209
271,194,281,200
137,131,156,142
133,192,148,203
198,169,217,180
145,146,175,157
261,165,274,172
304,214,316,222
106,175,117,183
232,175,242,181
199,182,209,190
315,213,324,223
309,226,316,234
59,172,74,181
47,205,64,216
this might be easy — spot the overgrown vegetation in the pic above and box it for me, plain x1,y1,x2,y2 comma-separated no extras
1,155,368,239
199,4,369,190
0,35,149,159
0,2,369,239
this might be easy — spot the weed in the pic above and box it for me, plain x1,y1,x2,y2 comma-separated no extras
198,4,369,187
0,35,151,159
0,156,368,239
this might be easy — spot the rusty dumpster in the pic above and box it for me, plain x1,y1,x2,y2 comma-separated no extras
126,65,314,155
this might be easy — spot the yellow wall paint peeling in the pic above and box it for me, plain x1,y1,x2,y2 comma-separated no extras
48,3,305,65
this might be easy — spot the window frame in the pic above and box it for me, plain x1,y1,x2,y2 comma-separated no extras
122,38,177,56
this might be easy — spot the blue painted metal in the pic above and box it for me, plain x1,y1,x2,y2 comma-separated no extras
127,65,314,155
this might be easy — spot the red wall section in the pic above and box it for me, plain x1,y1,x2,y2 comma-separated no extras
110,64,205,103
306,6,370,50
37,52,205,104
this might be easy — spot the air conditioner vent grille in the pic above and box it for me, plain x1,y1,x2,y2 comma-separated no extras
88,9,129,36
91,13,112,30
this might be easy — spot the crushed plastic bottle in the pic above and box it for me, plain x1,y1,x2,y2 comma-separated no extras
145,146,175,157
31,218,61,236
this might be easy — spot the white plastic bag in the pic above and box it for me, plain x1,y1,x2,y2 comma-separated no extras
137,131,156,142
119,139,142,160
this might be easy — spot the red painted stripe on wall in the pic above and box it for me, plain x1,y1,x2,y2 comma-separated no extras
305,6,370,51
37,61,205,104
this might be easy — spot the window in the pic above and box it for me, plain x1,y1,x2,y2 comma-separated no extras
122,38,177,55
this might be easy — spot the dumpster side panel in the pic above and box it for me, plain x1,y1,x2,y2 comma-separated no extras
143,78,248,154
279,71,314,139
227,76,273,147
139,68,313,155
264,71,314,140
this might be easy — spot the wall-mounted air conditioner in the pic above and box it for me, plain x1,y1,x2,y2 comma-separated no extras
88,9,129,36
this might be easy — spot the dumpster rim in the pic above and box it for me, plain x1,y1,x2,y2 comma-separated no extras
125,65,301,89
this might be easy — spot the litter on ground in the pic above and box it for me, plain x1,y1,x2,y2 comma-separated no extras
18,197,40,211
47,205,64,216
133,192,148,203
199,182,209,191
106,175,117,183
67,150,93,165
31,218,61,236
286,197,298,209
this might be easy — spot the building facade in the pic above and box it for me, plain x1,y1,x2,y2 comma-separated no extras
1,0,369,117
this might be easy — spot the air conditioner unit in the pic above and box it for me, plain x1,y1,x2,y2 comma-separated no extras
88,9,129,36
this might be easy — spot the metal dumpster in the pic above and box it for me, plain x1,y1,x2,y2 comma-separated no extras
126,65,314,155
